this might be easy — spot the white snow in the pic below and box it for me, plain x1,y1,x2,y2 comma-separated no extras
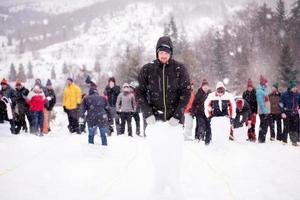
0,108,300,200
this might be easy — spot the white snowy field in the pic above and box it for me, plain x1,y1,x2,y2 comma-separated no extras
0,107,300,200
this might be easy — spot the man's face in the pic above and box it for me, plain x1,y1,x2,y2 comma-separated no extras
271,86,277,93
1,84,7,89
216,87,225,96
247,87,253,92
202,85,209,93
291,86,297,93
158,51,170,64
109,81,115,88
16,85,22,90
67,80,72,85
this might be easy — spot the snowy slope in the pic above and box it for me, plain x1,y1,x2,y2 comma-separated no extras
0,108,300,200
7,0,107,15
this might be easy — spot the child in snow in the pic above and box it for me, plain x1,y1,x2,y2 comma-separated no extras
26,85,49,136
229,96,251,137
242,79,258,142
81,88,111,145
204,81,236,141
191,79,211,144
116,83,136,137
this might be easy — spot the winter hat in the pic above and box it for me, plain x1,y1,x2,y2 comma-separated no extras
67,77,73,82
201,79,209,87
1,78,8,85
216,81,226,90
288,80,297,90
35,78,42,85
272,82,279,90
46,79,52,86
88,88,98,95
85,76,97,88
123,83,130,92
236,99,244,110
260,75,268,86
16,80,22,86
156,36,173,56
247,79,254,88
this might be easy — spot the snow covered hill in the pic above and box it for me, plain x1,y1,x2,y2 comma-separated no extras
0,108,299,200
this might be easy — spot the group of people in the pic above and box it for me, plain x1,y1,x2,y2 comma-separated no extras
62,76,143,145
0,78,56,136
182,75,300,146
1,35,300,148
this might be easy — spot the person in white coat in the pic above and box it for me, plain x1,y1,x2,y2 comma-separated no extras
204,81,236,141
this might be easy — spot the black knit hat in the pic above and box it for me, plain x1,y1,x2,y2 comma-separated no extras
156,36,173,57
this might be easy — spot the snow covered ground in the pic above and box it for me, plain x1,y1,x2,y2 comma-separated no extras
0,107,300,200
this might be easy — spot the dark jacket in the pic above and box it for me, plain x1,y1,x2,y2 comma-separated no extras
104,85,121,107
280,90,299,116
1,85,16,107
15,86,29,115
191,88,210,117
269,92,281,114
235,99,251,123
46,88,56,111
242,89,257,114
81,89,111,127
136,37,191,122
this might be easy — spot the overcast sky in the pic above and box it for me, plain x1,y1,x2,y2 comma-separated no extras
0,0,296,9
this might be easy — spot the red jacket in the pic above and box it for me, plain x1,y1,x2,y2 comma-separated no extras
27,91,47,111
184,91,196,113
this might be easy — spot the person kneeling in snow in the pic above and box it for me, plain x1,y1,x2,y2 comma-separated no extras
136,36,191,197
229,97,251,139
80,88,111,145
204,82,236,141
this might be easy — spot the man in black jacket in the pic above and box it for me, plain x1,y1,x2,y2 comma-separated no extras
15,80,30,133
191,79,211,144
45,79,56,132
242,79,258,142
104,77,121,135
136,36,191,197
136,36,191,125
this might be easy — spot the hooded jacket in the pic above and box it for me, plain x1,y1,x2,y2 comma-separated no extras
242,89,257,114
256,84,270,114
136,36,191,122
63,83,81,110
81,88,111,127
280,89,299,116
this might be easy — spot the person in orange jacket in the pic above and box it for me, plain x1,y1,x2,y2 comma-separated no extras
183,82,196,140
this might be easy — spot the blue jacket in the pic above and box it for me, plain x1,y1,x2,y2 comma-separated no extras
256,84,269,114
280,90,300,116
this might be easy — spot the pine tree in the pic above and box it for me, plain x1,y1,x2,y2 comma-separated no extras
9,63,17,82
278,44,298,85
213,31,230,81
289,0,300,64
27,61,34,79
7,35,12,46
17,63,27,82
276,0,287,45
163,15,179,54
51,67,56,80
62,62,68,74
94,61,101,73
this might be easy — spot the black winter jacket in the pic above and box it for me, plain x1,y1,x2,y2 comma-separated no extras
191,88,210,117
242,90,257,114
81,90,111,127
136,59,191,122
15,86,29,114
46,88,56,111
104,85,121,107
